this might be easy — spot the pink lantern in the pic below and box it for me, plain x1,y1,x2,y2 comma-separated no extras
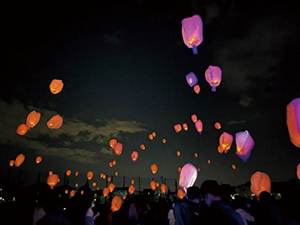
297,163,300,180
193,84,200,94
195,120,203,135
214,122,221,130
250,171,271,197
286,98,300,148
182,123,188,131
235,130,254,162
185,72,198,87
179,163,197,193
131,151,139,163
114,142,123,155
218,132,233,153
205,65,222,92
174,124,182,133
191,114,198,123
181,14,203,55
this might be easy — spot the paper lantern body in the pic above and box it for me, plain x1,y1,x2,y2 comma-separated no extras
191,114,198,123
151,164,158,174
131,151,139,163
193,84,200,94
140,144,146,150
109,139,118,149
35,156,42,164
205,65,222,92
235,130,254,162
195,120,203,134
182,123,188,131
128,185,135,195
70,190,76,197
177,151,181,157
50,79,64,94
286,98,300,148
161,184,167,194
15,153,25,167
297,163,300,180
66,170,71,176
9,160,15,167
218,132,233,153
47,115,63,129
47,174,59,189
214,122,221,130
181,14,203,54
185,72,198,87
174,124,182,133
150,180,156,191
111,196,122,212
179,163,197,189
250,171,271,197
16,124,29,136
26,111,41,128
149,134,154,140
87,171,94,180
114,142,123,155
177,188,186,199
108,183,115,192
103,187,110,197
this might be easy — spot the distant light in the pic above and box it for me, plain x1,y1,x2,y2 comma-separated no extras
63,207,66,211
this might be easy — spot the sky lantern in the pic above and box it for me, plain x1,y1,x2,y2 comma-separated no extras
103,187,110,197
151,164,158,174
185,72,198,87
179,163,197,193
114,171,119,176
66,170,72,176
49,79,64,95
162,138,167,144
182,123,188,131
150,180,156,191
297,163,300,180
47,174,59,189
193,84,200,94
47,115,63,129
152,132,156,137
14,153,25,167
35,156,42,164
131,151,139,163
70,190,76,198
177,151,181,157
131,179,135,185
191,114,198,123
128,185,135,195
109,138,118,149
232,164,237,170
218,132,233,154
205,65,222,92
112,160,116,166
75,171,79,176
140,144,146,150
161,184,167,194
49,170,53,175
195,120,203,134
207,159,211,164
111,196,122,212
235,130,255,162
16,123,29,136
114,142,123,155
181,14,203,55
177,188,186,199
214,122,221,130
107,176,112,182
174,124,182,133
86,171,94,180
109,162,113,168
250,171,271,198
194,152,198,158
9,160,14,167
108,183,116,192
148,134,154,140
286,98,300,148
92,181,97,187
26,111,41,128
177,167,182,173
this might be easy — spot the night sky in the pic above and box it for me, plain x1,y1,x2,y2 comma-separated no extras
2,1,300,190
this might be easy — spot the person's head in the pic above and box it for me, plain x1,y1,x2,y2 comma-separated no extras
186,186,201,203
200,180,221,206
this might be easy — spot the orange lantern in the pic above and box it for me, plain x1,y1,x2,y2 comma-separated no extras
75,183,79,187
128,185,135,195
114,142,123,155
205,65,222,92
131,151,139,163
65,189,69,194
109,138,118,149
195,120,203,134
193,84,200,94
174,124,182,133
107,176,112,182
214,122,221,130
207,159,211,164
47,115,63,129
66,169,72,176
250,171,271,198
70,190,76,197
182,123,188,131
297,163,300,180
112,160,116,166
86,171,94,180
152,132,156,137
9,160,14,167
191,114,198,123
177,188,185,199
16,123,29,136
194,153,198,158
26,111,41,128
75,171,79,176
49,170,53,175
161,184,167,194
47,174,59,189
150,180,156,191
81,190,84,195
218,132,233,154
140,144,146,150
111,196,122,212
286,98,300,148
177,151,181,157
232,164,237,170
162,138,167,144
109,162,113,168
130,179,135,185
197,168,201,172
103,187,110,197
35,156,42,164
50,79,64,95
108,183,116,192
177,167,182,173
92,181,97,187
150,164,158,174
14,153,25,167
148,134,154,140
122,194,127,200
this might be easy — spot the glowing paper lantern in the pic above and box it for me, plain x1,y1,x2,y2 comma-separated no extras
111,196,122,212
50,79,64,94
185,72,198,87
47,115,63,129
148,134,154,140
191,114,198,123
92,181,96,187
235,130,255,162
114,142,123,155
151,164,158,174
194,153,198,158
128,185,135,195
109,162,113,168
49,170,53,175
114,171,119,176
35,156,42,164
286,98,300,148
15,153,25,167
112,160,116,166
177,151,181,157
16,124,29,136
131,179,135,185
109,139,118,149
181,14,203,55
161,184,167,194
75,171,79,176
195,120,203,134
193,84,200,94
174,124,182,133
47,174,59,189
179,163,197,191
177,188,185,199
150,180,156,191
152,132,156,137
26,111,41,128
232,164,237,170
207,159,211,164
250,171,271,197
214,122,221,130
182,123,188,131
86,171,94,180
103,187,110,197
140,144,146,150
177,167,182,173
66,170,72,176
205,65,222,92
131,151,139,163
9,160,14,167
162,138,167,144
70,190,76,197
297,163,300,180
218,132,233,154
108,183,115,192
